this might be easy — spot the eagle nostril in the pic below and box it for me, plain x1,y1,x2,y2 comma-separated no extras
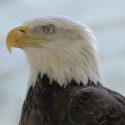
20,29,26,33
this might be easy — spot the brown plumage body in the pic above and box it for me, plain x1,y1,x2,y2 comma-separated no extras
19,74,125,125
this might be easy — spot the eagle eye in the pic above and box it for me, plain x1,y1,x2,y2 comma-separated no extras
42,25,55,34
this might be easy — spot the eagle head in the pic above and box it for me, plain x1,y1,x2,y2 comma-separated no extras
6,16,101,86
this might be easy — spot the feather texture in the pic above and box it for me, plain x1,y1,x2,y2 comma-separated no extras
19,75,125,125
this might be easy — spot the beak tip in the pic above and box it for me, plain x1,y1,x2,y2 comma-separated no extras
7,45,12,54
8,49,12,54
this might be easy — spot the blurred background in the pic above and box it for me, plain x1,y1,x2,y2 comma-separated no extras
0,0,125,125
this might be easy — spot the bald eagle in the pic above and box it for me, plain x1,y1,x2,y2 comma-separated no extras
6,16,125,125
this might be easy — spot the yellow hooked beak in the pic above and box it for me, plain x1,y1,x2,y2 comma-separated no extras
6,26,30,53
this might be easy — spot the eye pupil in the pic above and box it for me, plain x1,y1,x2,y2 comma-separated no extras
46,27,51,32
43,25,55,34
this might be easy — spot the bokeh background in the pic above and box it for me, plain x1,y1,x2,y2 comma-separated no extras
0,0,125,125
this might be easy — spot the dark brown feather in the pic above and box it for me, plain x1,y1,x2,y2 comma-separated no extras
19,74,125,125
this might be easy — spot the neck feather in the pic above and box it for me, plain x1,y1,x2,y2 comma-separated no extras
24,38,101,87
